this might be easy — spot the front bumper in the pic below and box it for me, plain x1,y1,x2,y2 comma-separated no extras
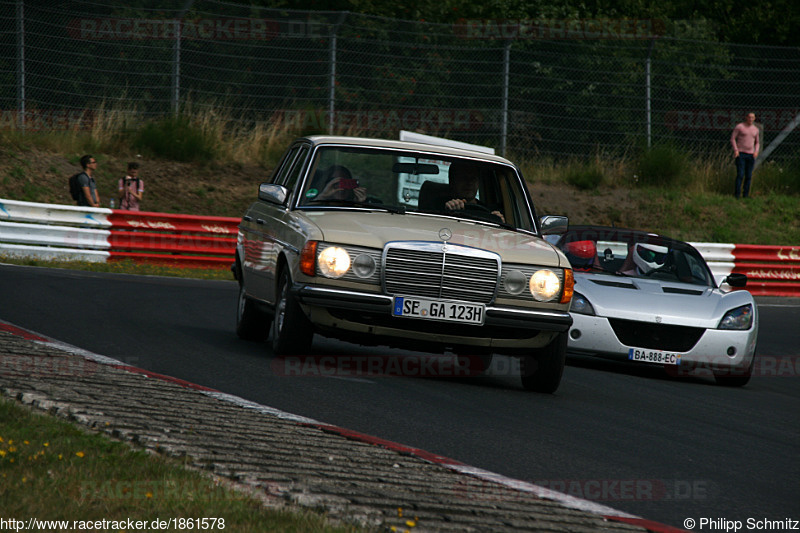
293,284,572,350
567,312,757,370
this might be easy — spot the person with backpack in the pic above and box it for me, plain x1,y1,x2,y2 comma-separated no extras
70,155,100,207
118,161,144,211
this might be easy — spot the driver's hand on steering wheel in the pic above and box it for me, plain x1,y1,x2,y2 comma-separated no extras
445,198,468,211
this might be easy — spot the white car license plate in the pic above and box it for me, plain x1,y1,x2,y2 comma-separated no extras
392,296,485,325
628,348,681,365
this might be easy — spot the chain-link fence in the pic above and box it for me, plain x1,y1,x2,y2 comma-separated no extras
1,0,798,163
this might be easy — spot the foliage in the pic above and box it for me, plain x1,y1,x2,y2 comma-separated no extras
565,164,604,190
635,143,689,187
133,116,217,162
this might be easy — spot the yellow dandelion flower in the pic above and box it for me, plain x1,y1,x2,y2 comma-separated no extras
406,520,417,527
76,451,85,458
24,440,29,445
146,492,153,499
58,454,63,460
0,436,3,442
390,528,397,532
43,442,49,447
0,450,6,457
397,508,403,517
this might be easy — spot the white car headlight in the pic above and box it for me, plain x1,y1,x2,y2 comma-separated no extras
318,246,351,278
718,304,753,330
570,292,595,315
530,269,561,302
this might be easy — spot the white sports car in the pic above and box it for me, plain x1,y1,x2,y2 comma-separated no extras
552,226,758,386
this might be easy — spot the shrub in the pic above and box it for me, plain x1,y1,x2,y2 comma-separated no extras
635,144,689,187
565,164,604,190
134,115,216,162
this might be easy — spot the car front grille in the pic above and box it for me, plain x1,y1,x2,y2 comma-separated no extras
383,243,500,304
608,318,705,352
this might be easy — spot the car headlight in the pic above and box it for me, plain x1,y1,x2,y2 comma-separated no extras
718,304,753,330
352,253,377,279
504,270,528,295
318,246,351,278
570,291,595,315
530,269,561,302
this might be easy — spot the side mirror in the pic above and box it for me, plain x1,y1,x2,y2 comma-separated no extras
540,215,569,236
258,183,288,205
724,272,748,288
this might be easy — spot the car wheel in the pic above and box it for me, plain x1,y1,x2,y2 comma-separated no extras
236,281,271,341
272,268,313,355
714,354,755,387
520,332,567,393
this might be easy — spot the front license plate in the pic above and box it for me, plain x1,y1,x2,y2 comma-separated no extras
628,348,681,365
392,296,485,325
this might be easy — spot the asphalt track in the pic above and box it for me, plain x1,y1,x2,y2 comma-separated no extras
1,263,798,529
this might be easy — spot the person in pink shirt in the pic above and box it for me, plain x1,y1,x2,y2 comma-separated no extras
730,112,760,199
118,162,145,210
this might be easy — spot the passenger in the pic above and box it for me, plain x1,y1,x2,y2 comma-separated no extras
308,165,367,203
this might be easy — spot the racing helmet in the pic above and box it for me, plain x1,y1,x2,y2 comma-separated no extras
633,243,668,273
564,240,596,270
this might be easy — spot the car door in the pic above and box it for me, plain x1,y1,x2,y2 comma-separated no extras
241,142,311,303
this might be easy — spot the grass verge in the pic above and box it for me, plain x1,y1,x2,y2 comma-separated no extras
0,398,360,532
0,257,235,281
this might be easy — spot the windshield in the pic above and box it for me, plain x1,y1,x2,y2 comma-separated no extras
556,228,714,286
297,146,536,231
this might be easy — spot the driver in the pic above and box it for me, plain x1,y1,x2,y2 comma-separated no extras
444,160,505,222
618,242,668,276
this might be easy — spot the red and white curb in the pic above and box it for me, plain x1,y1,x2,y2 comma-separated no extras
1,321,686,533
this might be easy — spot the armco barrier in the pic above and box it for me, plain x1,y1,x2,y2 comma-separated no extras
107,211,237,269
1,198,798,294
0,198,236,270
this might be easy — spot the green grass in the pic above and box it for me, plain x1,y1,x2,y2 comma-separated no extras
0,398,361,532
0,257,235,281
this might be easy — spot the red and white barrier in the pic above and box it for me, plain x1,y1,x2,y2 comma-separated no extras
1,198,798,293
107,211,237,269
0,198,236,270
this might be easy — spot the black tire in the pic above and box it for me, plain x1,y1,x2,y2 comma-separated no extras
714,354,755,387
236,281,271,341
272,268,314,355
520,332,567,393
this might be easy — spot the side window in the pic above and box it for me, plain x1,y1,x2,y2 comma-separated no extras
282,145,310,193
271,145,301,185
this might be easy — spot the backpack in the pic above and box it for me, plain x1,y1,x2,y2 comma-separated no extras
69,172,83,201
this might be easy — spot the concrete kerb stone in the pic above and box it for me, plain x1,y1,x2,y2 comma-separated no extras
0,322,661,532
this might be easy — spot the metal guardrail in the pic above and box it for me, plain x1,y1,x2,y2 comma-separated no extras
0,198,797,294
0,198,236,269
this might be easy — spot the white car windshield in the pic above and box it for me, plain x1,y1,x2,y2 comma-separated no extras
297,146,536,231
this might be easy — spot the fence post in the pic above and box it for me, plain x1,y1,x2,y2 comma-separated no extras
500,41,511,157
172,0,196,115
328,13,348,134
645,38,656,149
16,0,25,132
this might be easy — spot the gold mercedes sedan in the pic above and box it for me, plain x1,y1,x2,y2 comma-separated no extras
234,136,574,392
